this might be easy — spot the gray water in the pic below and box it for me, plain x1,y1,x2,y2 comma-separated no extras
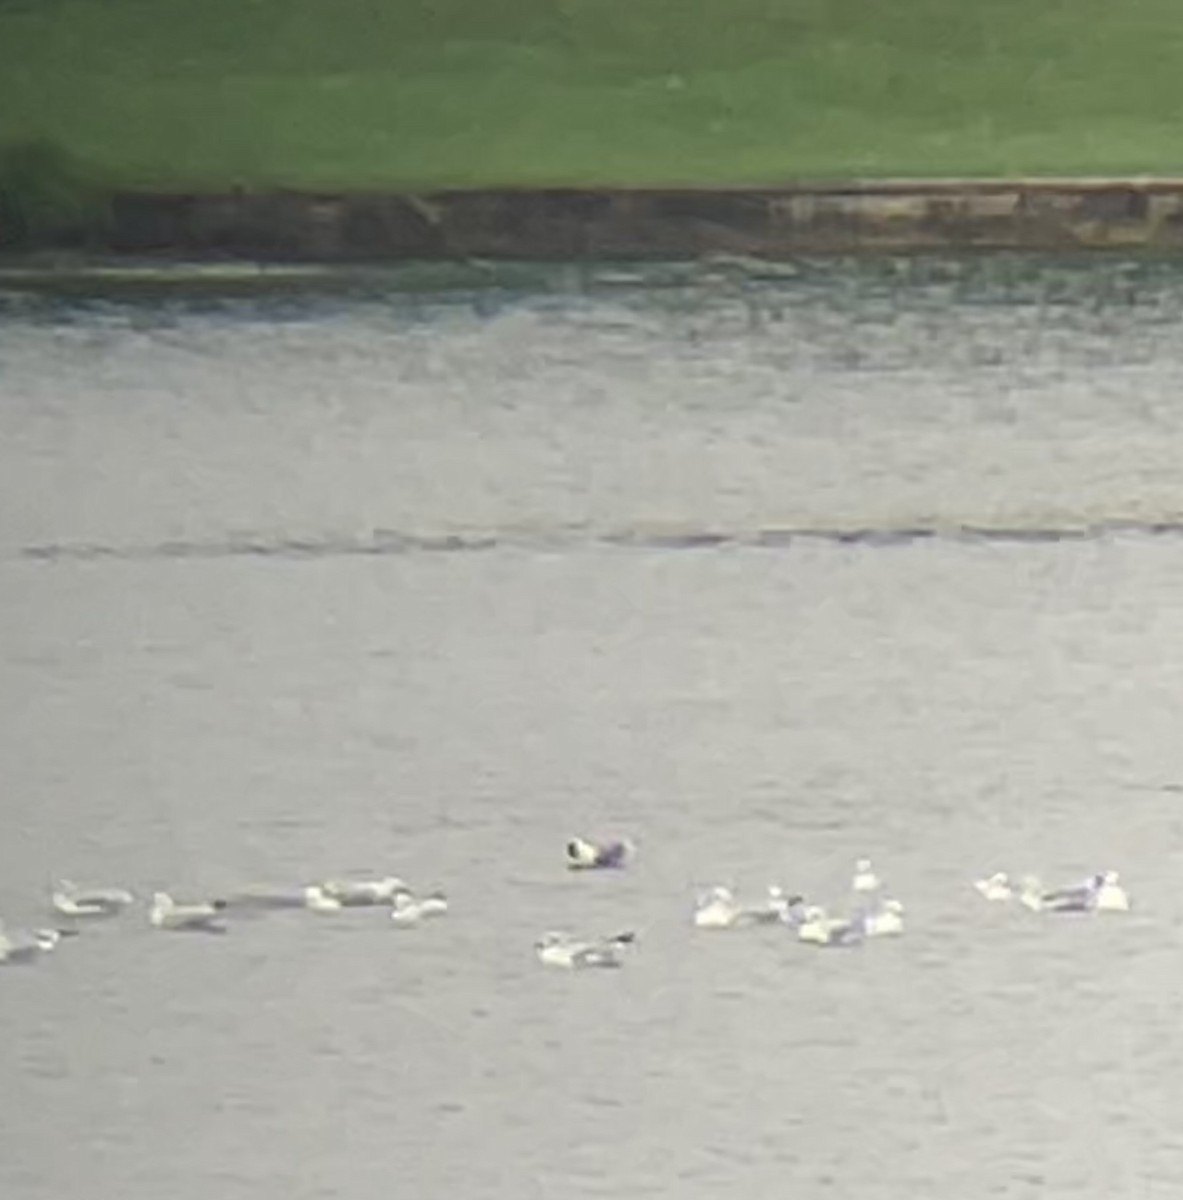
3,256,1183,1200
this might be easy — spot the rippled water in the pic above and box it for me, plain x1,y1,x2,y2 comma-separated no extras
3,256,1183,1199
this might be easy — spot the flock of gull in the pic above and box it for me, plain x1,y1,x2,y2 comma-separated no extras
0,835,1131,969
0,875,449,965
539,844,1131,966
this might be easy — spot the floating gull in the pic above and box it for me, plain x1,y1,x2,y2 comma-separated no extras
858,898,905,937
694,886,742,928
535,929,636,969
51,880,135,918
693,885,797,929
0,921,71,965
321,876,408,906
390,891,449,927
852,859,881,894
148,892,228,933
566,837,634,871
765,885,808,925
1092,870,1130,912
1020,872,1129,914
796,906,863,948
775,890,811,928
974,872,1015,902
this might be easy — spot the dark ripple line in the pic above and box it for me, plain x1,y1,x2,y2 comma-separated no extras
16,519,1183,563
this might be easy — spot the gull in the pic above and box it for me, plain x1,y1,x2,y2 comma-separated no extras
765,885,808,925
0,921,73,965
1092,870,1130,912
691,885,783,928
694,884,798,929
796,906,863,948
852,859,881,894
389,891,449,927
974,872,1014,902
51,880,135,918
1020,873,1128,914
320,876,408,906
775,890,812,928
858,898,905,937
694,886,742,928
535,929,636,969
148,892,228,933
566,837,634,870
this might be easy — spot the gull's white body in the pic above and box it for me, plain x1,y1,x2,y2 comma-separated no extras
390,892,449,926
860,899,904,937
321,877,408,906
974,873,1014,902
51,881,135,918
149,892,227,932
852,859,880,894
535,930,634,969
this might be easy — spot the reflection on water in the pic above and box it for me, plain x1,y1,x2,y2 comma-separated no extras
2,256,1183,1200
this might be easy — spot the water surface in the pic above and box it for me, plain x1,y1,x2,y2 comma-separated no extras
2,257,1183,1199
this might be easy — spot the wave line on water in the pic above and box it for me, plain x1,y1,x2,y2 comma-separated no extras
16,517,1183,563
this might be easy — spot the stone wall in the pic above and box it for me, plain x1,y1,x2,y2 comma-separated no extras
54,179,1183,260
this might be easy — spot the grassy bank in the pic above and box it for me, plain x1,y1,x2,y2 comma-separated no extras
2,0,1183,190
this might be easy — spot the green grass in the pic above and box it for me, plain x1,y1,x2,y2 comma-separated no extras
2,0,1183,188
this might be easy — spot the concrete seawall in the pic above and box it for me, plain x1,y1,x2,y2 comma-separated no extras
16,178,1183,261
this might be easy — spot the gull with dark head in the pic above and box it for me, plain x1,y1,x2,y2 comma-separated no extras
566,837,635,871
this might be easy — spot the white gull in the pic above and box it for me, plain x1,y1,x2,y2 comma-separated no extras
51,880,135,918
535,930,635,969
149,892,228,933
390,891,449,927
